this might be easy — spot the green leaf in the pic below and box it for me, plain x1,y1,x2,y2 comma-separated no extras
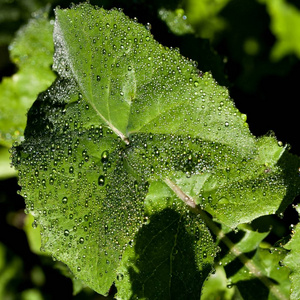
218,224,290,300
0,242,23,299
126,133,289,227
23,214,42,255
283,205,300,300
201,265,236,300
0,146,16,179
11,3,300,297
183,0,230,40
20,289,44,300
0,9,55,147
259,0,300,60
229,247,290,300
158,8,194,35
14,110,145,294
220,223,270,257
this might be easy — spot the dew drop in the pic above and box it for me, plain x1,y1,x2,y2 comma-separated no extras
117,273,124,281
98,175,105,186
101,151,109,163
32,220,38,228
218,197,229,205
145,22,151,30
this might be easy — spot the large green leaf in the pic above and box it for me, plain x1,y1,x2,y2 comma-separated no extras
11,3,300,297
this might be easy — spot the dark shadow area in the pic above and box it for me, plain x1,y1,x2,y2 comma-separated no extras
127,208,211,300
224,250,256,278
0,45,16,80
217,230,246,260
0,177,76,299
287,0,300,10
22,77,70,139
215,0,300,156
235,278,272,300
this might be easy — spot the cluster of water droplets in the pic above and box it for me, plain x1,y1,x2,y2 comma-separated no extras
12,81,150,291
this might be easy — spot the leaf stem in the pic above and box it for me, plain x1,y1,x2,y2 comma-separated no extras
164,178,288,300
164,178,197,210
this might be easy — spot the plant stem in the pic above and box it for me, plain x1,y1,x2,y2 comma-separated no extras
164,178,288,300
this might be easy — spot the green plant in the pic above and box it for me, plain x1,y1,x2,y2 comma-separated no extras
3,1,300,299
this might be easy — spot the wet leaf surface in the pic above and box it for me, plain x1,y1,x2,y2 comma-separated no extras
11,3,300,297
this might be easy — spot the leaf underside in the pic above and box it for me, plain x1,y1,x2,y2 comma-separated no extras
12,3,300,297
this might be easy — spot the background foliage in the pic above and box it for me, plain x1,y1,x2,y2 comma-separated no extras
0,0,300,299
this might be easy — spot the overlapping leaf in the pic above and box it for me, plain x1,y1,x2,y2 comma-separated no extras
11,3,300,297
218,224,290,300
0,10,55,148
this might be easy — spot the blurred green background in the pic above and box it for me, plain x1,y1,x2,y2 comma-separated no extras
1,0,300,299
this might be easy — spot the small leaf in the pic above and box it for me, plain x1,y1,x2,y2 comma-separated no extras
183,0,230,40
260,0,300,60
201,265,235,300
218,224,290,299
23,214,42,255
158,8,194,35
230,247,290,300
